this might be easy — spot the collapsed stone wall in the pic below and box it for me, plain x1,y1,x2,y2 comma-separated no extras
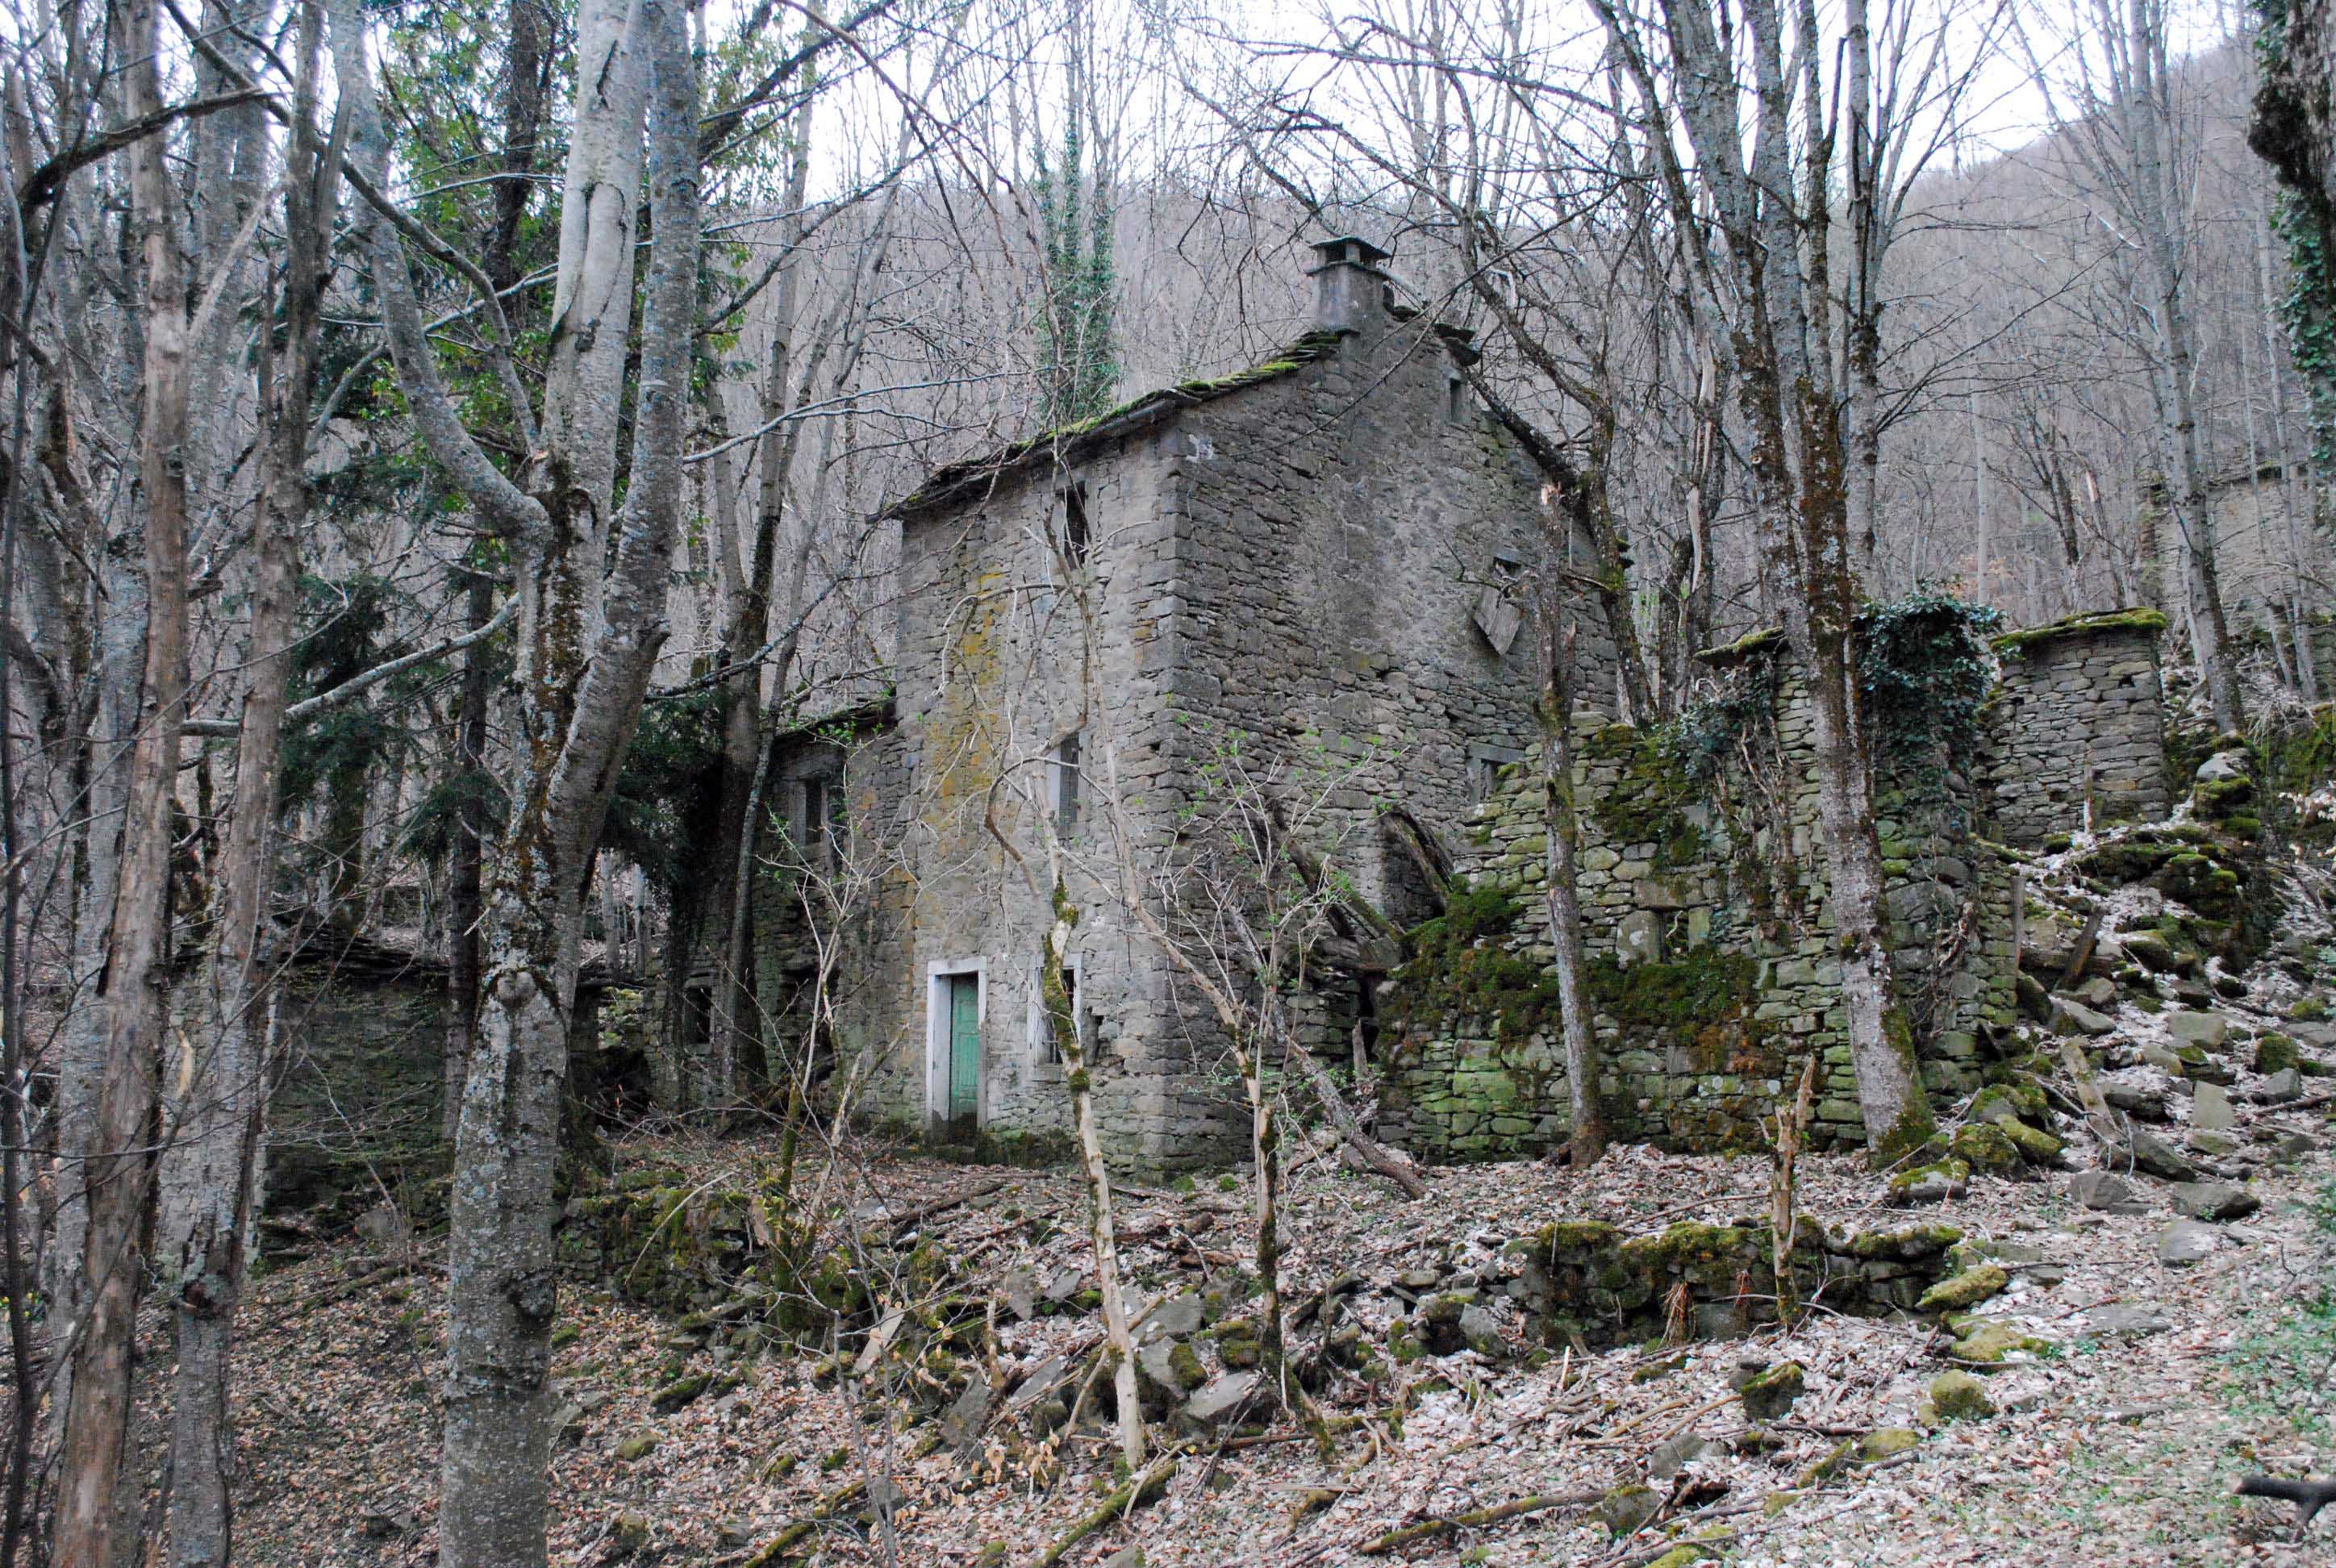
1983,610,2170,849
1378,652,2018,1162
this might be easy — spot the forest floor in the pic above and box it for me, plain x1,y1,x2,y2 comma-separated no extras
207,1114,2336,1568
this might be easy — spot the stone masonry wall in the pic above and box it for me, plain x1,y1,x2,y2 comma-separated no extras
1982,610,2169,849
1378,654,2019,1162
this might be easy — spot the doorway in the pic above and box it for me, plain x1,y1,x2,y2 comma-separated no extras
927,961,985,1140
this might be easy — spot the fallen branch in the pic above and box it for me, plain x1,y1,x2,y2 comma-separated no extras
1033,1453,1178,1567
1281,1033,1428,1199
742,1478,867,1566
885,1178,1005,1238
1356,1489,1601,1555
2238,1474,2336,1526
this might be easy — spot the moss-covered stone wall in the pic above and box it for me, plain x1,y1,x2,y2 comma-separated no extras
1379,657,2019,1161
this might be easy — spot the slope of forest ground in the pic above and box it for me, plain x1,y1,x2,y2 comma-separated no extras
206,1120,2336,1567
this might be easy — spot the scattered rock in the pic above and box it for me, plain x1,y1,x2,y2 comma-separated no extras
1737,1361,1804,1421
2192,1082,2236,1131
1918,1266,2009,1314
1180,1371,1258,1431
2083,1303,2174,1337
1999,1120,2067,1168
2052,997,2117,1036
2127,1128,2197,1181
1888,1158,1971,1205
2188,1128,2240,1157
1000,1265,1037,1322
2138,1042,2187,1076
2121,933,2179,973
2068,1170,2148,1215
1950,1123,2023,1176
1929,1370,1995,1421
940,1371,994,1450
2276,1132,2319,1163
2171,1181,2261,1221
2256,1033,2302,1075
1101,1549,1145,1568
1137,1336,1205,1394
1459,1303,1508,1359
612,1430,659,1462
1147,1293,1205,1338
2104,1082,2171,1121
1597,1483,1662,1537
2158,1220,2218,1266
1413,1292,1473,1356
1648,1434,1710,1478
608,1511,652,1558
2167,1011,2231,1049
2254,1068,2305,1103
1860,1427,1923,1459
1949,1319,2050,1365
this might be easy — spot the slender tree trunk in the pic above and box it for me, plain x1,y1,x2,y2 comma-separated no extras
1249,991,1287,1377
158,18,334,1562
1537,619,1604,1167
444,567,494,1139
440,2,695,1558
1042,878,1144,1470
56,0,192,1552
1767,1054,1816,1324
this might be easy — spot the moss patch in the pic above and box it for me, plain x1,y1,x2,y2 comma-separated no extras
1384,880,1561,1045
1990,607,2168,657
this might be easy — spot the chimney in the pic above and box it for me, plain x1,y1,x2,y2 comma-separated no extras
1306,235,1392,335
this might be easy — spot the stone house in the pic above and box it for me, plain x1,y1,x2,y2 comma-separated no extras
751,237,1608,1171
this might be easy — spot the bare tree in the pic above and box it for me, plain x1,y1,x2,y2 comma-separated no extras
2021,0,2247,728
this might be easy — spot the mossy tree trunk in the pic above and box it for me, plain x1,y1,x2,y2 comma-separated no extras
1535,615,1605,1167
1596,0,1938,1161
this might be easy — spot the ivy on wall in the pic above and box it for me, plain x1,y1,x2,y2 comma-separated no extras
2253,0,2336,465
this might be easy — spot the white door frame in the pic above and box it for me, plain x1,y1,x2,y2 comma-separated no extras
924,957,988,1128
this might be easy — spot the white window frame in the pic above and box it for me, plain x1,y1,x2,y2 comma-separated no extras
924,957,988,1128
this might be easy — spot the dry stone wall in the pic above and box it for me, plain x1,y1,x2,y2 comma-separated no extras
1379,652,2019,1162
1982,610,2169,849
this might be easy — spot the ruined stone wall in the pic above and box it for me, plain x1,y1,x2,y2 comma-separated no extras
1983,611,2169,849
1379,656,2017,1162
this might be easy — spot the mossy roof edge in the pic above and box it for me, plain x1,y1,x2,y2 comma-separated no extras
1694,626,1787,667
880,329,1347,521
1989,607,2169,657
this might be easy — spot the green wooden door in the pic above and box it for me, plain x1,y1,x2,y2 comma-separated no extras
944,974,981,1138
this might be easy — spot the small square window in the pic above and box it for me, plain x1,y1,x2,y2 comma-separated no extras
1053,734,1082,832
